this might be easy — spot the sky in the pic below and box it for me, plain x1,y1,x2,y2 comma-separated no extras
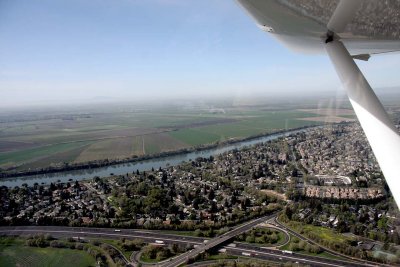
1,0,400,108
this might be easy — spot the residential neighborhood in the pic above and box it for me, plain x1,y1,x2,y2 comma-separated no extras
1,122,399,265
0,123,394,230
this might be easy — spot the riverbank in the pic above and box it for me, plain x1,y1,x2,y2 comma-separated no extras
0,125,322,179
0,122,354,187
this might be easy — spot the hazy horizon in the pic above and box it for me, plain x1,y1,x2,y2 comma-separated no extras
1,86,400,115
2,0,400,108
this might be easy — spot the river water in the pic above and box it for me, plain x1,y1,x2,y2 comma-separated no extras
0,128,308,187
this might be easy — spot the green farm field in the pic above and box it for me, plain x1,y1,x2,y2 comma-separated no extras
0,245,95,267
0,103,355,171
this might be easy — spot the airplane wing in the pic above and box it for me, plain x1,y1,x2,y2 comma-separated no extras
236,0,400,206
236,0,400,55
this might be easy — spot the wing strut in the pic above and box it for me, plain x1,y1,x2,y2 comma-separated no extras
326,40,400,205
326,0,362,33
236,0,400,205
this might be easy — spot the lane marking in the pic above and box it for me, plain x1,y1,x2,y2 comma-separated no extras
1,230,202,245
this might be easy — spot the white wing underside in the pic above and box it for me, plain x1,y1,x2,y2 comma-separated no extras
237,0,400,56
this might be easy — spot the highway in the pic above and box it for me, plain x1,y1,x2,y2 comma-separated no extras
162,213,278,267
0,225,205,245
225,243,376,267
0,223,376,267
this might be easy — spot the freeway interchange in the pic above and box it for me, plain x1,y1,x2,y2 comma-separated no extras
0,214,378,267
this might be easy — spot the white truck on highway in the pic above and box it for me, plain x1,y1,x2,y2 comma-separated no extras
282,250,293,254
155,240,165,244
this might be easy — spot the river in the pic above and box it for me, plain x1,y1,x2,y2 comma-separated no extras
0,128,310,187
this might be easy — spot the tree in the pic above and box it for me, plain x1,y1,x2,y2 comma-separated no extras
143,188,171,217
210,201,218,213
284,206,293,220
192,198,199,210
245,235,255,243
208,189,215,200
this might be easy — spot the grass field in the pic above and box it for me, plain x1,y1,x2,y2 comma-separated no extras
0,103,354,171
0,245,95,267
288,221,350,243
302,225,349,243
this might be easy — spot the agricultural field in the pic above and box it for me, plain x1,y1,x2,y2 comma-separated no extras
0,102,356,172
74,136,141,162
168,128,221,146
143,133,188,154
0,245,95,267
297,108,356,123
